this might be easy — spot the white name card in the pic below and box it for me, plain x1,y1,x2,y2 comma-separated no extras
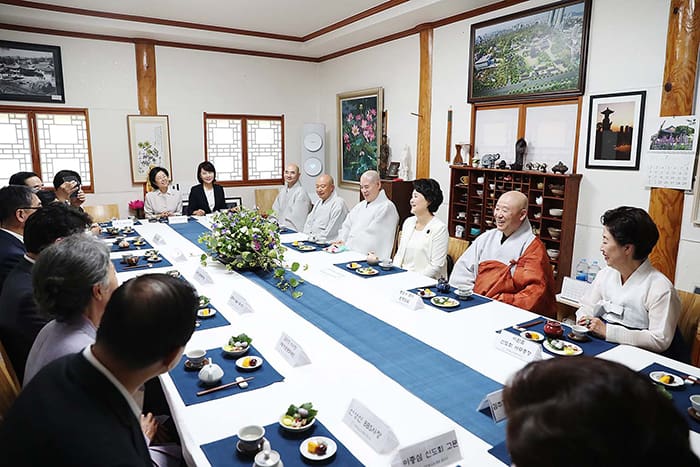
194,266,213,285
494,331,542,363
276,332,310,367
476,388,507,423
152,234,167,246
391,430,462,467
171,248,187,263
343,399,399,454
169,215,188,224
227,290,254,314
395,290,424,310
112,219,134,229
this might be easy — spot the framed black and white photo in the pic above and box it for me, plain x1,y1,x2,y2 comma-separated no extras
0,40,65,103
585,91,646,170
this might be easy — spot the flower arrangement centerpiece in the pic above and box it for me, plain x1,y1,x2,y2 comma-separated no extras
198,208,305,297
128,199,145,219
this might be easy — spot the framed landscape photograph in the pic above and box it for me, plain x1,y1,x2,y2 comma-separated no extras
337,87,383,188
127,115,172,183
648,115,698,154
0,40,65,103
468,0,591,103
585,91,646,170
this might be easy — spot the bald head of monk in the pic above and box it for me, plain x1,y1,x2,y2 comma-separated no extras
315,174,335,201
494,191,528,237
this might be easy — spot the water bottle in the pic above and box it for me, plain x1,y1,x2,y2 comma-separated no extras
587,261,600,283
575,259,588,281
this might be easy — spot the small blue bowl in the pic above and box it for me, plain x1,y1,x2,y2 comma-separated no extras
470,228,481,236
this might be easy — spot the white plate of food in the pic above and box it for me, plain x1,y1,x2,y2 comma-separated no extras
520,330,545,342
197,307,217,319
300,436,337,461
430,296,460,308
356,267,378,276
416,288,436,298
279,402,317,432
649,371,684,388
346,262,362,270
543,339,582,356
236,356,263,371
296,244,316,251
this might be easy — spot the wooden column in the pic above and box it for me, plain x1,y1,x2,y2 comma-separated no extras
135,41,157,116
650,0,700,282
416,27,433,179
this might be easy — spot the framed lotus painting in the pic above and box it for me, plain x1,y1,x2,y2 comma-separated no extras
127,115,172,183
337,88,383,188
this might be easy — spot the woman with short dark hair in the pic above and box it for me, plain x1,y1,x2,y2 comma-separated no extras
577,206,684,359
144,166,182,219
393,178,448,279
503,357,700,467
186,161,226,215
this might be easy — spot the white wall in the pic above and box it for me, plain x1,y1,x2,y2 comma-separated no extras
4,0,700,289
318,35,420,208
155,46,320,208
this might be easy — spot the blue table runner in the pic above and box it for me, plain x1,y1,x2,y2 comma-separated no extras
503,319,618,357
112,256,173,273
640,362,700,433
170,345,284,406
201,419,362,467
333,260,407,278
408,285,492,312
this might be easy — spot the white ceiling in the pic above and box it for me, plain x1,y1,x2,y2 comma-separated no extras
0,0,506,59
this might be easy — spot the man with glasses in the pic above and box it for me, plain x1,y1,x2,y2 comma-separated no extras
0,185,41,291
9,171,77,206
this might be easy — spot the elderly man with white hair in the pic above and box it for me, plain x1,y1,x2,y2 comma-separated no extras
272,164,311,231
335,170,399,259
450,190,555,317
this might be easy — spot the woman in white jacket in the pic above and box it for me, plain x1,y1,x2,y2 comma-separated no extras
393,179,448,279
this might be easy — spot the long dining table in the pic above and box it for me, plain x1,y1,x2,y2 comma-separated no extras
109,219,700,466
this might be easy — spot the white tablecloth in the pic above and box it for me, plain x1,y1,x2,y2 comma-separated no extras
112,221,700,466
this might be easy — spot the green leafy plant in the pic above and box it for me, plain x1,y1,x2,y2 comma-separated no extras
198,208,305,298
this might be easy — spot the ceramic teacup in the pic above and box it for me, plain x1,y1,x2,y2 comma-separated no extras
571,324,589,337
238,425,265,449
379,260,393,270
691,395,700,414
186,349,206,366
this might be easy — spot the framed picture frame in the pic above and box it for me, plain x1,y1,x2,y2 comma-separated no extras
226,197,242,209
0,40,65,103
127,115,172,183
337,87,383,188
585,91,646,170
386,161,400,178
468,0,591,103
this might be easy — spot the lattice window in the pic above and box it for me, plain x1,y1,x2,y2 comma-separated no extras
0,112,32,186
0,106,94,191
204,113,284,186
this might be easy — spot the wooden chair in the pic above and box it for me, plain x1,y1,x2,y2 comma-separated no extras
677,290,700,367
446,237,469,277
83,204,120,223
0,339,20,422
254,188,279,213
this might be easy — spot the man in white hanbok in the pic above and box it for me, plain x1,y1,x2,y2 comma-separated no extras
272,164,311,231
335,170,399,260
303,174,348,242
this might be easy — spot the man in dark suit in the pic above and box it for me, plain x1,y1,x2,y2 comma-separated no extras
0,185,41,291
0,274,197,466
0,204,91,381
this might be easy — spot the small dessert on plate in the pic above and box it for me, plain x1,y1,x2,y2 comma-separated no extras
356,267,378,276
520,330,544,342
430,296,460,308
346,262,362,270
300,436,337,461
236,356,263,371
416,288,436,298
197,307,217,319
